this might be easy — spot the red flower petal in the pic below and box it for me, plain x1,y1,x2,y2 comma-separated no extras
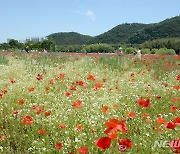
156,117,166,124
22,115,33,125
95,137,111,150
78,146,88,154
165,122,176,129
56,142,63,150
128,112,136,118
105,118,119,128
173,117,180,124
102,106,108,113
118,138,133,148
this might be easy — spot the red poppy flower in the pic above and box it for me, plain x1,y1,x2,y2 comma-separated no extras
173,117,180,125
35,106,45,115
102,106,108,113
38,129,46,135
76,125,83,131
137,97,150,108
28,87,34,92
45,86,50,92
72,100,82,109
141,113,149,118
173,85,180,90
59,73,65,78
95,59,98,64
118,138,132,152
156,96,161,100
170,97,180,103
165,122,176,129
171,105,177,112
87,74,95,81
59,124,66,129
78,146,88,154
116,122,129,133
10,78,15,84
2,90,7,94
0,93,3,99
0,135,6,141
65,92,71,97
12,110,19,115
128,112,136,119
130,73,134,77
36,74,43,80
49,79,54,85
105,118,119,128
56,142,63,150
70,86,76,91
156,117,166,124
102,78,106,82
104,118,128,138
113,104,119,109
45,111,51,117
55,77,60,80
22,115,33,125
163,83,168,87
177,74,180,81
18,99,25,105
94,82,102,89
77,81,85,86
95,137,112,150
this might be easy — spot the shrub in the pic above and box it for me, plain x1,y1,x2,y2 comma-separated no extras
165,49,176,55
141,48,151,54
80,48,87,53
82,44,114,53
151,49,157,54
155,48,176,55
124,47,135,54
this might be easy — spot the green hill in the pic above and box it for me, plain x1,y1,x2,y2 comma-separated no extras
93,23,151,44
47,15,180,45
129,16,180,44
48,32,93,45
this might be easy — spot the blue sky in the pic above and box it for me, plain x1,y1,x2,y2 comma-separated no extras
0,0,180,43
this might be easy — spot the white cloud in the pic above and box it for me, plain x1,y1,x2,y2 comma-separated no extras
86,10,95,21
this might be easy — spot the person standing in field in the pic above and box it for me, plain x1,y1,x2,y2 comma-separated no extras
44,48,48,54
117,47,123,56
25,46,29,53
136,48,141,60
42,48,48,54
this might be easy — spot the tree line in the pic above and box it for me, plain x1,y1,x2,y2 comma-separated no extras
0,38,179,55
0,39,56,52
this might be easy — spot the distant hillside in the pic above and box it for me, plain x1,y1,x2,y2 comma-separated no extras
48,32,93,45
47,15,180,45
93,23,151,44
129,16,180,44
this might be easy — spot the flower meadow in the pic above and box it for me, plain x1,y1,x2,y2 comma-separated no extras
0,51,179,154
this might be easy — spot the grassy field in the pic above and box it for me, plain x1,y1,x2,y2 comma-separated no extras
0,51,179,154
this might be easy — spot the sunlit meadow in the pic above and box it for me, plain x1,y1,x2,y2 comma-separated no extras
0,51,179,154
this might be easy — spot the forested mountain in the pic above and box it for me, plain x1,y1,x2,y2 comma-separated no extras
47,15,180,45
48,32,93,45
93,23,151,44
129,16,180,44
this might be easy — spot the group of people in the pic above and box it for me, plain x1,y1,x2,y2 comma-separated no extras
117,47,141,59
24,46,48,54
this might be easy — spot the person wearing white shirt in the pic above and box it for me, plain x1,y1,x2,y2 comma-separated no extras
136,48,141,60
